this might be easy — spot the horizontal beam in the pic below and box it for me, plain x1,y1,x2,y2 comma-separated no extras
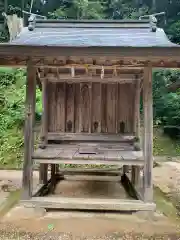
41,65,144,70
0,45,180,62
0,55,180,69
21,196,156,211
58,167,121,176
43,77,138,84
47,133,136,142
63,175,122,182
33,158,144,166
36,23,150,29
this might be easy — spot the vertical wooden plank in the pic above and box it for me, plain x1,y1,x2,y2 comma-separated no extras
47,82,52,131
48,82,56,132
134,79,141,138
128,83,134,133
80,83,91,132
106,84,116,133
118,84,126,133
89,82,92,133
57,83,66,132
101,84,107,133
74,83,80,132
66,84,75,132
40,78,48,147
116,83,119,134
92,83,101,133
22,62,36,200
143,67,153,203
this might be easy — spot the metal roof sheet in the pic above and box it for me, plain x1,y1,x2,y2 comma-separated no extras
9,19,178,48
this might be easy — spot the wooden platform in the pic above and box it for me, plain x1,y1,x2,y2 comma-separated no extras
33,142,143,166
21,174,155,212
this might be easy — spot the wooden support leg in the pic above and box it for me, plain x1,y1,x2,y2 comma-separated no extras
55,164,59,174
131,166,140,186
143,67,153,203
51,164,56,193
22,62,36,200
39,164,48,184
123,165,129,174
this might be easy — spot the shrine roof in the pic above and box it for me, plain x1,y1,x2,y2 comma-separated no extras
8,18,178,48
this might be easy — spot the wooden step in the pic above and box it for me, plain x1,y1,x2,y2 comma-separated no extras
21,197,155,211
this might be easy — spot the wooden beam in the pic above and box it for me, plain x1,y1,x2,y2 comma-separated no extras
63,175,121,182
21,197,156,211
133,79,141,137
40,78,48,149
51,164,56,192
0,55,180,69
0,45,180,63
47,132,136,142
39,77,48,185
33,156,144,165
143,67,153,203
22,61,36,200
41,75,140,83
132,79,141,186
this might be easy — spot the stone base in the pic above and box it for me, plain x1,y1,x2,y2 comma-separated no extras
2,204,46,222
133,210,164,221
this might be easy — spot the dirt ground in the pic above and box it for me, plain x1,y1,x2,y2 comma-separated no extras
1,164,180,239
1,210,180,239
153,161,180,208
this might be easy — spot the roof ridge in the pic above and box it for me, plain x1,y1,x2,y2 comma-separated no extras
27,14,158,32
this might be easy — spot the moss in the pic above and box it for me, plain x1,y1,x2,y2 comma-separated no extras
154,186,179,222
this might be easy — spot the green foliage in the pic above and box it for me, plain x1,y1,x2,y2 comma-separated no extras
0,68,42,168
167,20,180,44
153,69,180,126
48,0,105,19
153,128,180,156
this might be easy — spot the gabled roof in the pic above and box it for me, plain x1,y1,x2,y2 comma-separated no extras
9,18,178,48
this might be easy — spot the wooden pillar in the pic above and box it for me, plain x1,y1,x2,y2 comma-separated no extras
22,62,36,200
132,79,141,186
143,67,153,202
51,164,56,193
39,78,48,184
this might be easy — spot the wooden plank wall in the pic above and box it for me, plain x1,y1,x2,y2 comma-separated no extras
47,82,135,134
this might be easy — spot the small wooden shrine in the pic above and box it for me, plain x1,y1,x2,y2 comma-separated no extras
0,15,180,212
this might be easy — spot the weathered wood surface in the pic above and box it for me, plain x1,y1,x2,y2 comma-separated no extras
33,144,142,160
32,144,143,166
62,175,122,182
39,75,48,184
1,52,180,68
34,158,143,166
132,79,141,185
143,67,153,203
21,197,156,211
47,83,135,134
22,62,36,200
48,133,136,142
41,76,137,83
39,164,48,184
58,168,121,176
